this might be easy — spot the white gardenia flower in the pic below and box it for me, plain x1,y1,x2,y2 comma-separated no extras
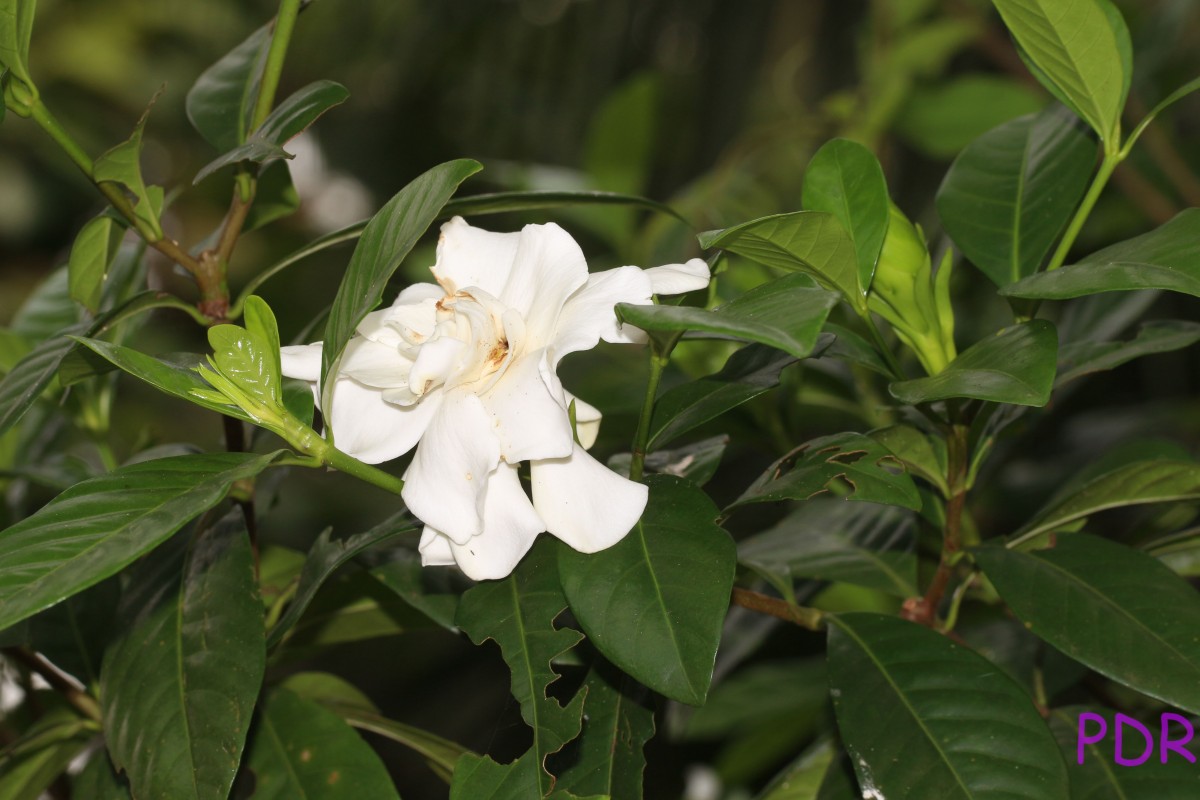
281,216,710,580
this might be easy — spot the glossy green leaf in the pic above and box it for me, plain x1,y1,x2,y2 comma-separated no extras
194,80,350,183
889,320,1058,406
821,322,891,376
616,274,838,359
243,688,400,799
559,475,735,705
649,344,796,447
699,212,865,313
1003,209,1200,299
828,612,1068,799
67,216,122,312
267,512,416,648
0,0,35,88
72,753,132,800
870,424,949,496
0,451,279,632
802,139,889,291
455,538,584,794
73,338,253,422
937,106,1096,287
101,509,264,800
739,501,917,598
186,24,271,152
896,74,1045,158
554,666,655,799
975,535,1200,713
93,104,162,238
1057,320,1200,385
321,159,482,397
11,265,76,341
731,432,921,512
992,0,1130,142
449,754,542,800
1049,706,1200,798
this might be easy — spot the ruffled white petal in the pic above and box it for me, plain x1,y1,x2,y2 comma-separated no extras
531,442,647,553
500,223,589,348
480,349,574,463
432,217,520,297
446,462,545,580
418,526,456,566
325,378,442,464
280,343,323,383
551,266,653,366
566,393,602,449
338,337,410,389
401,389,501,545
645,258,711,295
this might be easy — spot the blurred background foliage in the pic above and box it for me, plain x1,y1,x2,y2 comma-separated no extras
2,0,1199,797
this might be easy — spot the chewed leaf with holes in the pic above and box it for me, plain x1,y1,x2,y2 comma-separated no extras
729,433,921,511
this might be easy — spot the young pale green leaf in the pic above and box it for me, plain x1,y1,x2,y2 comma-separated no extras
649,344,796,448
1049,706,1200,797
242,295,281,380
193,80,350,183
93,103,162,238
0,0,36,88
615,274,838,360
829,612,1068,799
100,509,264,800
321,159,482,398
0,451,279,632
937,106,1096,287
72,338,253,422
243,688,400,800
889,320,1058,406
731,432,922,512
699,211,865,313
975,535,1200,714
455,537,585,795
185,24,271,152
558,475,736,705
1057,320,1200,385
992,0,1130,143
1003,209,1200,299
67,216,123,312
267,512,416,648
208,322,280,405
739,501,917,598
554,666,655,800
802,138,889,292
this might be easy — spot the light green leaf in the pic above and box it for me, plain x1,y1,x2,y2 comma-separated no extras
0,0,36,88
828,612,1069,798
101,509,264,800
185,24,271,152
615,274,838,359
0,737,90,800
730,432,922,512
1003,208,1200,299
322,159,482,398
208,320,280,405
67,216,122,312
992,0,1130,143
699,212,865,313
0,451,279,632
896,74,1045,159
1056,320,1200,385
93,103,162,238
975,535,1200,713
870,424,949,496
802,138,889,292
937,106,1096,287
558,476,735,705
889,320,1058,406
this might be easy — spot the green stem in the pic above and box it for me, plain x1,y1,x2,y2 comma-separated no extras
629,352,669,481
28,100,93,174
322,445,406,496
251,0,304,130
1045,153,1120,272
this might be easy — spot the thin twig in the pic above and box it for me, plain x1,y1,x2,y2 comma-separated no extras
731,588,824,631
1,647,101,723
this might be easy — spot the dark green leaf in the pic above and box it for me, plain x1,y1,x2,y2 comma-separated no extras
731,432,921,512
992,0,1130,142
1003,209,1200,299
975,535,1200,713
609,435,728,487
12,578,118,686
11,266,76,341
896,74,1045,159
101,509,264,800
889,320,1058,406
243,688,400,799
937,106,1096,287
684,658,825,741
93,103,161,237
0,322,86,439
193,80,350,183
756,739,855,800
820,322,891,376
72,753,132,800
369,549,464,630
699,212,865,313
828,612,1068,799
186,24,271,152
0,0,36,87
0,451,279,632
67,216,123,312
243,161,299,232
739,501,917,597
444,189,684,223
322,159,482,395
455,538,584,794
554,666,655,799
802,138,889,291
870,424,949,496
649,344,796,447
268,512,416,648
558,476,736,705
1056,320,1200,385
449,754,541,800
616,274,838,359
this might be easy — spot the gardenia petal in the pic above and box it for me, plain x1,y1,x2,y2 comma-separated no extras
550,266,652,364
401,389,501,545
644,258,711,295
338,337,411,389
480,348,574,462
444,462,545,580
531,442,648,553
280,343,322,382
565,393,602,449
499,222,589,348
324,377,443,464
432,216,520,298
418,527,456,567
